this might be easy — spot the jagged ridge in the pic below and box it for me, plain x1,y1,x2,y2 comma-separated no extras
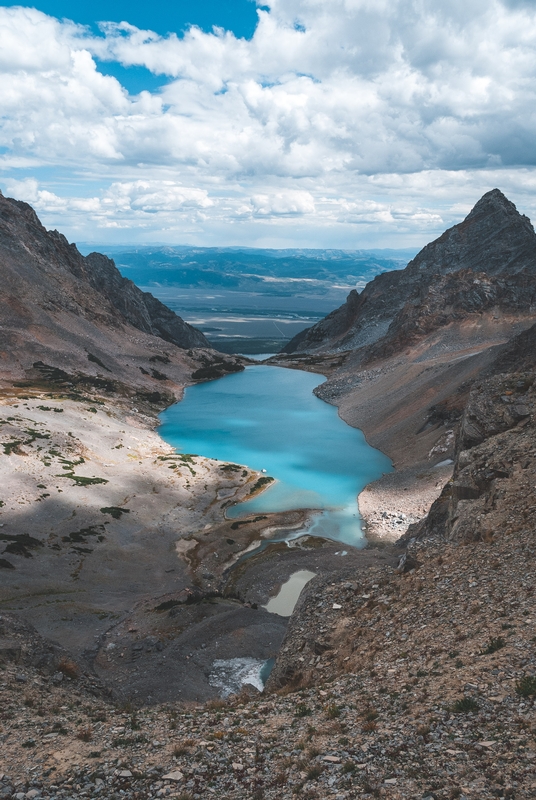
283,189,536,355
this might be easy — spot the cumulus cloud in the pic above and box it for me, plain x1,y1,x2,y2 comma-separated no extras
251,190,315,216
2,1,536,244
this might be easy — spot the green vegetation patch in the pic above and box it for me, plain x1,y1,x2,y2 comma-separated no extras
135,389,174,406
87,352,111,372
3,426,51,454
0,533,43,559
451,697,480,714
57,473,109,486
515,675,536,697
59,457,85,467
112,735,147,748
481,636,506,655
62,526,106,545
100,507,130,520
230,515,268,530
249,476,274,494
151,369,168,381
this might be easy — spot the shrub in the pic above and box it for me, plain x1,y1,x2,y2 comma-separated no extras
515,676,536,698
325,703,341,719
451,697,479,713
76,726,93,742
57,657,80,679
205,698,227,711
306,764,323,781
481,636,506,655
100,506,130,519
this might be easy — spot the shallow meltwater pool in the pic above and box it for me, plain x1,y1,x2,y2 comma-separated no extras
263,570,317,617
159,364,391,547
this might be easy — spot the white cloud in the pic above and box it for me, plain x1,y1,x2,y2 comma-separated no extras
2,2,536,245
251,190,315,215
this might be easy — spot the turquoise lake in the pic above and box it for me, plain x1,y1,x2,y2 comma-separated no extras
158,365,392,547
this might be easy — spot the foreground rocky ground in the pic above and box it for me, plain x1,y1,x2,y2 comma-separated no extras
0,389,315,704
1,520,535,800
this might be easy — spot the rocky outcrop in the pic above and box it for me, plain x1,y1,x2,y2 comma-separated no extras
403,323,536,543
0,192,241,399
282,189,536,355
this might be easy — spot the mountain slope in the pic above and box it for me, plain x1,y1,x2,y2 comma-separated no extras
272,190,536,544
283,189,536,355
403,321,536,545
0,192,241,401
83,251,208,348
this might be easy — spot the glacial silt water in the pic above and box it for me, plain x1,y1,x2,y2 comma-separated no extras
158,365,391,547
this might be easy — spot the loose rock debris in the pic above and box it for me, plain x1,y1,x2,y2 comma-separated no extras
1,521,535,799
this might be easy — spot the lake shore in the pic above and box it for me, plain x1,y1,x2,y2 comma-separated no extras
357,462,453,543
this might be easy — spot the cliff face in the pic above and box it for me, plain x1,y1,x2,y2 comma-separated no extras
403,322,536,544
282,189,536,355
0,192,240,401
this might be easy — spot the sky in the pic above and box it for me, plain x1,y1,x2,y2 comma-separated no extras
2,0,536,248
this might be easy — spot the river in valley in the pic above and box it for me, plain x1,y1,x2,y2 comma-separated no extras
159,364,391,547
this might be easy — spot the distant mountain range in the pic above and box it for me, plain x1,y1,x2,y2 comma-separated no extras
73,244,419,354
76,244,418,297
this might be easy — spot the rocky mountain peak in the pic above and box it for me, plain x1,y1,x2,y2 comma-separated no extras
282,188,536,355
406,187,536,278
465,187,528,222
0,190,209,351
0,192,246,397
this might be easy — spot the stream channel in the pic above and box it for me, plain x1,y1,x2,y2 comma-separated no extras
158,364,392,695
